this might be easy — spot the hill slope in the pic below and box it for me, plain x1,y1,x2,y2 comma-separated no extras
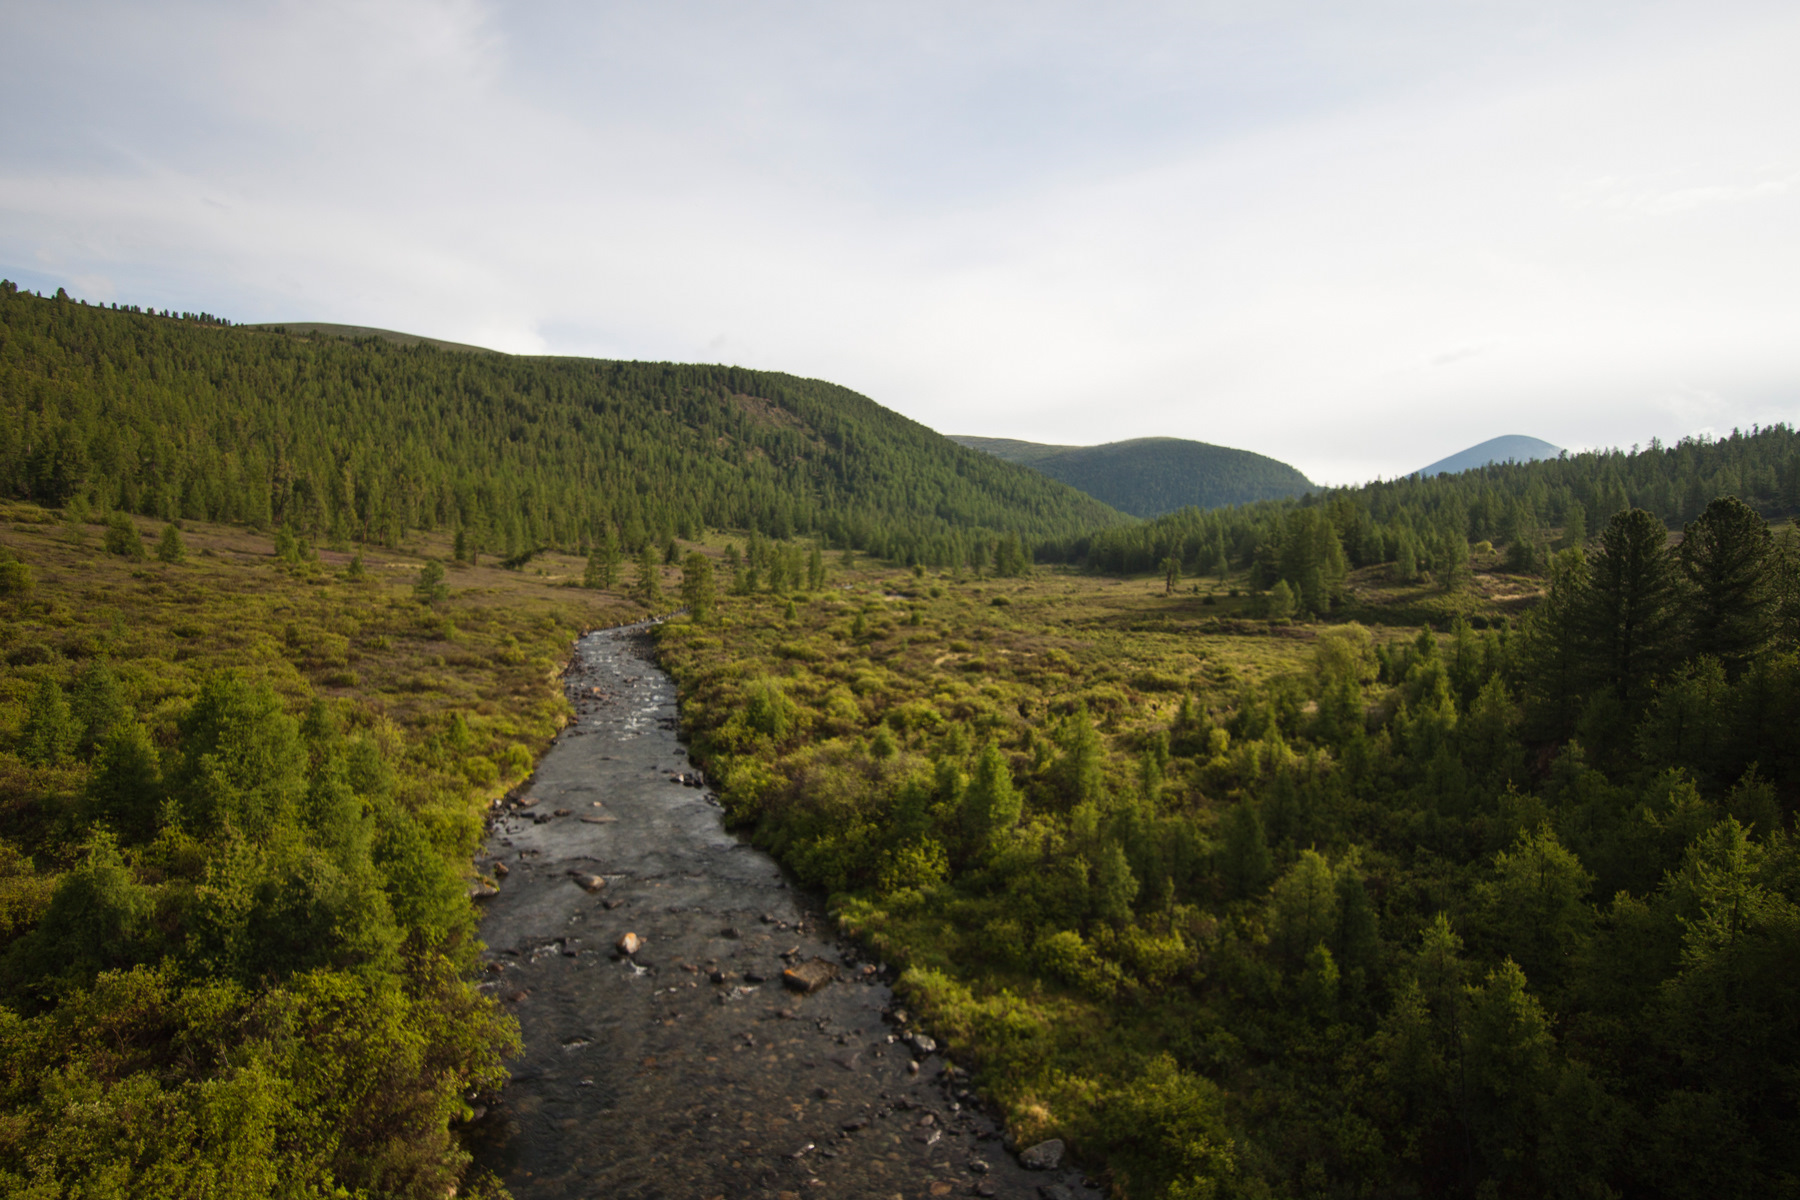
0,289,1127,562
951,434,1312,517
251,321,500,354
1414,434,1562,477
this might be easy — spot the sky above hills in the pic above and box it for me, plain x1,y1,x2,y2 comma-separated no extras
2,1,1797,485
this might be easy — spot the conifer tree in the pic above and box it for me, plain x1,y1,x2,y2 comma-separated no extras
636,544,662,606
1267,579,1297,621
599,529,622,588
680,552,715,622
155,524,185,563
20,677,78,765
102,512,144,559
961,742,1022,857
1679,495,1772,675
1578,508,1680,711
414,560,448,605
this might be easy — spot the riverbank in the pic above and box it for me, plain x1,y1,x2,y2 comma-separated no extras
472,625,1090,1199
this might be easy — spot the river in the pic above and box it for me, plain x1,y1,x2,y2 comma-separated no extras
469,624,1096,1200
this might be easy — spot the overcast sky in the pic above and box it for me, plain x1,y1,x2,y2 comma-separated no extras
3,1,1797,483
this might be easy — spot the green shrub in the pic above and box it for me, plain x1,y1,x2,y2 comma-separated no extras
102,512,145,559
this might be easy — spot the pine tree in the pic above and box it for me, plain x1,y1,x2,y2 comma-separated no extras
1219,801,1272,900
599,529,622,588
1578,508,1680,711
414,559,448,605
102,512,145,559
636,544,662,606
1680,495,1773,675
21,677,79,765
1267,579,1297,621
583,548,606,590
680,552,715,622
961,742,1022,857
155,524,185,563
1396,536,1419,584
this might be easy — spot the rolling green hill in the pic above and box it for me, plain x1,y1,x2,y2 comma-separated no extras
0,286,1127,564
950,434,1313,517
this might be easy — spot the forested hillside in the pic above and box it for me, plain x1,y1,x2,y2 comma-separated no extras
951,435,1313,517
659,495,1800,1198
1052,424,1800,604
0,284,1126,568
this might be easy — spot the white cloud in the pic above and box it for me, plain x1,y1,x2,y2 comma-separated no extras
2,0,1797,484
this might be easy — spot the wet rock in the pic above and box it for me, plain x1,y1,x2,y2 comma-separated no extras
553,808,571,817
975,1184,998,1198
1037,1186,1075,1200
781,959,839,994
709,968,728,984
720,925,741,939
616,932,642,956
491,861,510,877
469,882,500,900
743,968,768,983
840,1117,868,1132
1020,1139,1066,1171
910,1033,938,1055
969,1159,990,1174
572,873,607,893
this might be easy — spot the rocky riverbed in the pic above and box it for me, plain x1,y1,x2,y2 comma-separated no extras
470,624,1101,1200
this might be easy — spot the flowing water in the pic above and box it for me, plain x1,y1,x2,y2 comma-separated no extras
470,625,1096,1200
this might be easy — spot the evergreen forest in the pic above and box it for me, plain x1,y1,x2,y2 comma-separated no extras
950,435,1315,518
0,284,1124,569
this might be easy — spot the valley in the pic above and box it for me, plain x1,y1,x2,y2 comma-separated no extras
1,286,1799,1199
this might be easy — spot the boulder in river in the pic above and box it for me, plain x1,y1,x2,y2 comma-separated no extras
616,932,642,956
571,873,606,893
780,958,839,994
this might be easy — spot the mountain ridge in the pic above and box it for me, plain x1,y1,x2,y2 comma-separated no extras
950,433,1312,517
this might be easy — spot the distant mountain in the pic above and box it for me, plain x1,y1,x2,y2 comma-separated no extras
948,435,1313,517
252,322,501,354
1414,435,1563,478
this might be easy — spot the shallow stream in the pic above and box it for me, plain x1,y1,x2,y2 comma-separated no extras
470,625,1096,1200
